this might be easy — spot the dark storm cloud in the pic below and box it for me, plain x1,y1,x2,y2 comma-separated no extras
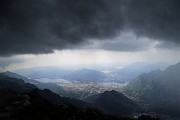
93,39,152,51
0,0,180,56
124,0,180,44
0,0,123,56
86,32,154,51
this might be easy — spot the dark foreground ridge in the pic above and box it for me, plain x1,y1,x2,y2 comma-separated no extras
0,87,133,120
0,88,160,120
0,74,160,120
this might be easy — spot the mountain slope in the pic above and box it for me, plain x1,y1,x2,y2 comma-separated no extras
15,66,72,79
0,74,158,120
0,87,138,120
126,62,180,118
0,73,161,120
64,68,107,83
111,62,168,82
84,90,139,115
0,75,37,93
0,75,91,108
0,71,70,97
1,71,40,84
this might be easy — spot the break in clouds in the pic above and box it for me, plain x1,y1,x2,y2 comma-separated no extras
0,0,180,56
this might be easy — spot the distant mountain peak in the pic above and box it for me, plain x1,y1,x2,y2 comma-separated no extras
64,68,106,83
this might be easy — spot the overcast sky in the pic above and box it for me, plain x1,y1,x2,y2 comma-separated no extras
0,0,180,71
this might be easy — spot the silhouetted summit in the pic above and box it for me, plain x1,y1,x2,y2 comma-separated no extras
84,90,139,115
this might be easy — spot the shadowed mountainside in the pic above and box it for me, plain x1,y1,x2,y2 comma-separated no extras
0,87,136,120
0,75,160,120
126,62,180,118
84,90,139,115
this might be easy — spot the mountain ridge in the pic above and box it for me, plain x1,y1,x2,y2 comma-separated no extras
126,62,180,118
64,68,107,83
84,90,139,115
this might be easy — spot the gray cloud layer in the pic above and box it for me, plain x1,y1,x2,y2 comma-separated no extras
124,0,180,43
0,0,180,56
86,32,154,51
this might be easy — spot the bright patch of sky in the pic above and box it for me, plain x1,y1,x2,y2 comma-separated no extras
1,48,180,72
